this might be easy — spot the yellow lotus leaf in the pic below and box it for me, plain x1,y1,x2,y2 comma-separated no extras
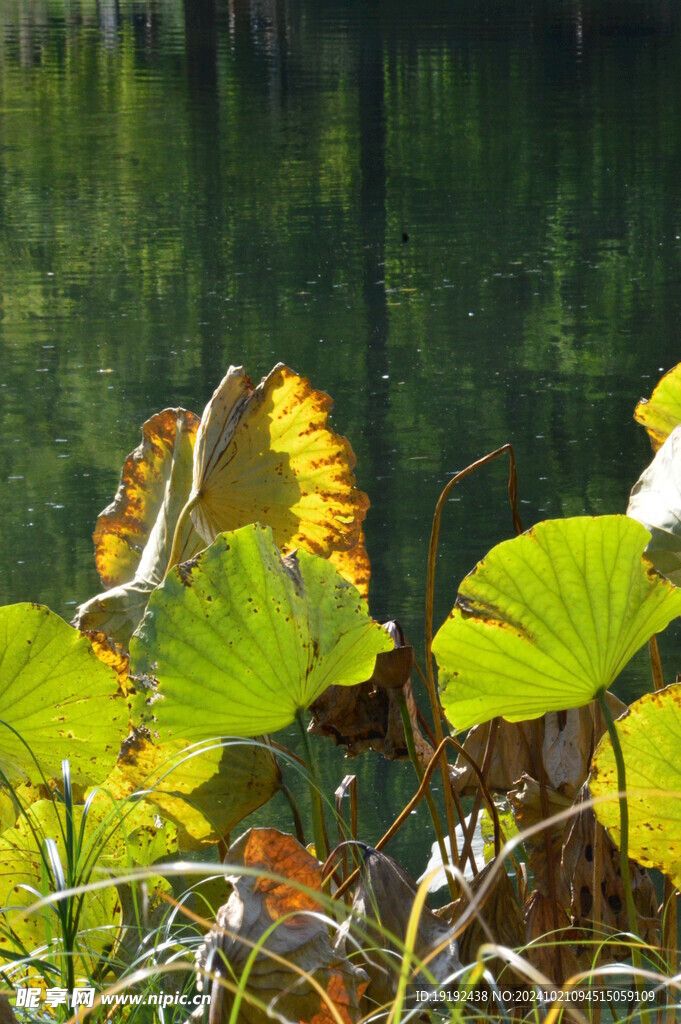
85,630,132,695
591,683,681,887
328,528,370,600
189,364,369,559
75,408,204,643
634,363,681,451
95,408,201,587
104,733,280,848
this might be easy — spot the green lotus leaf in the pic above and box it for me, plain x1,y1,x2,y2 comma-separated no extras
130,524,391,738
590,684,681,887
433,516,681,731
628,424,681,585
0,604,128,784
634,362,681,451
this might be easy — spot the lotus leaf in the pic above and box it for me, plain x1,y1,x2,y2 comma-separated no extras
590,683,681,888
0,798,176,973
338,846,460,1007
189,364,369,560
433,516,681,731
0,802,117,973
0,604,127,784
131,524,391,739
627,424,681,585
195,828,368,1024
329,528,370,601
634,362,681,451
105,733,280,847
74,409,203,644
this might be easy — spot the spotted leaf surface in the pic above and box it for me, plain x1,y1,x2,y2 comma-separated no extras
591,684,681,887
131,524,391,738
190,364,369,562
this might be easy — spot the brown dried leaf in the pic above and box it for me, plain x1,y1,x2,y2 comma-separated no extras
509,775,571,902
451,694,627,798
0,996,16,1024
439,860,524,966
196,828,367,1024
336,846,460,1008
562,783,659,951
523,891,578,983
309,620,431,764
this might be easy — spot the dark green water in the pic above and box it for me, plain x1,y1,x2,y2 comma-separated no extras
2,0,681,872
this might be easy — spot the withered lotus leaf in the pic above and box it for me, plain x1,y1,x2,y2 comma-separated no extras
189,364,369,561
75,409,203,644
336,846,461,1008
94,408,201,588
131,524,391,738
509,776,572,903
439,860,524,965
106,733,280,848
450,695,627,798
195,828,367,1024
634,362,681,451
562,783,659,948
309,619,427,763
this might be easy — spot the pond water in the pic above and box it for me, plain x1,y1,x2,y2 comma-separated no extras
2,0,681,874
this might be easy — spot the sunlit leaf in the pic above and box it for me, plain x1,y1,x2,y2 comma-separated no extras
74,409,203,644
195,828,368,1024
634,362,681,451
628,424,681,585
590,683,681,888
104,733,280,848
131,524,391,739
433,516,681,731
0,801,121,972
0,797,176,975
189,364,369,559
84,630,132,695
94,408,200,587
0,604,128,784
329,529,370,601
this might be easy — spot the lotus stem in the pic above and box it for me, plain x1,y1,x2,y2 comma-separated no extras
423,445,522,881
295,709,329,861
164,491,201,579
396,691,456,901
596,689,637,936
